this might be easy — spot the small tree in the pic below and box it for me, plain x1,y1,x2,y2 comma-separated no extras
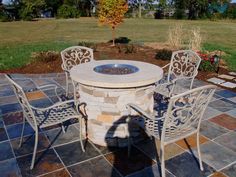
98,0,128,46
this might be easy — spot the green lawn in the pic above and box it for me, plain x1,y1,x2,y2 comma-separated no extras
0,18,236,70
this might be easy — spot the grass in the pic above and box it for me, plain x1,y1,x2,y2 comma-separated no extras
0,18,236,70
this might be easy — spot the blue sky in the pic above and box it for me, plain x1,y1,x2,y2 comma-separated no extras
2,0,236,4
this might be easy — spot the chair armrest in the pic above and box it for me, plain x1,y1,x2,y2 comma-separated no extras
162,63,170,70
75,102,87,117
127,103,163,121
30,100,75,111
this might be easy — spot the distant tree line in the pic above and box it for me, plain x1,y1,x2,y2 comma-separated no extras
0,0,97,21
0,0,236,21
156,0,236,19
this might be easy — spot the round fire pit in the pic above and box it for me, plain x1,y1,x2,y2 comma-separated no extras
94,64,139,75
70,60,163,147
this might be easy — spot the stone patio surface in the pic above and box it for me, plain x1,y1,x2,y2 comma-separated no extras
0,73,235,177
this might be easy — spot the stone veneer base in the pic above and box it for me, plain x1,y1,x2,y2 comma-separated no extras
79,84,155,147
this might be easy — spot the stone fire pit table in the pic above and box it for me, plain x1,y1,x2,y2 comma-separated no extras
70,60,163,147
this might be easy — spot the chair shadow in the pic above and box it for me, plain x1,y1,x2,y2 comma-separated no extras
104,116,155,177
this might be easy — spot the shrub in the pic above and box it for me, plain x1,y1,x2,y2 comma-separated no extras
20,8,33,21
31,51,60,63
155,49,172,60
174,9,186,19
124,44,136,54
77,41,97,52
57,5,80,18
0,13,11,22
108,37,131,44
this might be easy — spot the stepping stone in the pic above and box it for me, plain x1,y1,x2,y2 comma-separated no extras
219,82,236,88
218,74,235,80
229,72,236,76
207,77,225,84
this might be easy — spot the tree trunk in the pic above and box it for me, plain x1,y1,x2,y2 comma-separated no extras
138,1,142,18
112,26,115,46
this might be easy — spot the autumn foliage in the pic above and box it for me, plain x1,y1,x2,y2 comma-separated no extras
98,0,128,46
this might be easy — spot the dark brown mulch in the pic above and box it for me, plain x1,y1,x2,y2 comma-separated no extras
1,43,235,92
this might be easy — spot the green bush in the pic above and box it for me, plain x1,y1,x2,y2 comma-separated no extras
174,9,186,19
77,41,97,52
155,49,172,60
57,5,80,18
199,60,215,72
20,8,33,21
0,14,10,22
0,9,11,22
31,51,60,63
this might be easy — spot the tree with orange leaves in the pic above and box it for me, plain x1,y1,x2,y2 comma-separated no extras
98,0,128,46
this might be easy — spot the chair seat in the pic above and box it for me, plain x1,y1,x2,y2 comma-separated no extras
155,79,192,97
32,103,79,128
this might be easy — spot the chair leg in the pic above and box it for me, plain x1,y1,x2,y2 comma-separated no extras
19,116,26,147
160,144,166,177
65,72,69,97
197,132,204,171
30,130,38,170
79,117,85,152
61,124,66,133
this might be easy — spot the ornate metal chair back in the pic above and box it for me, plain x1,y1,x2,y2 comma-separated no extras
161,85,216,143
61,46,94,71
5,74,37,130
167,50,202,82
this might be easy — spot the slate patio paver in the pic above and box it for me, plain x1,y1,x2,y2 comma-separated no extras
202,107,222,120
45,125,81,147
0,120,8,142
221,162,236,177
68,156,121,177
0,158,22,177
209,114,236,130
0,141,14,161
175,134,209,150
54,140,101,166
209,99,236,112
104,146,155,176
214,131,236,152
199,120,229,140
11,133,50,157
6,123,35,139
17,149,64,177
40,168,70,177
0,73,235,177
215,90,236,98
165,152,215,177
2,111,23,126
193,141,236,171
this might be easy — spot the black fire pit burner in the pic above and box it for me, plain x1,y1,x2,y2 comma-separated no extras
93,64,139,75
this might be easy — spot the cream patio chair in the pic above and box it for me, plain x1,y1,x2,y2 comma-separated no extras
61,46,94,96
5,74,85,170
127,85,216,177
156,50,202,97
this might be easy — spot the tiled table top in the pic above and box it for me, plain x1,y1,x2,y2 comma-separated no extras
0,73,235,177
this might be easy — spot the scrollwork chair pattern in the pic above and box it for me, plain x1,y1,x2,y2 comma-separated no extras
61,46,94,96
156,50,202,97
127,85,216,177
5,74,85,170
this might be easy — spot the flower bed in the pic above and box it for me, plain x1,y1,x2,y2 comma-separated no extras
197,51,221,73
